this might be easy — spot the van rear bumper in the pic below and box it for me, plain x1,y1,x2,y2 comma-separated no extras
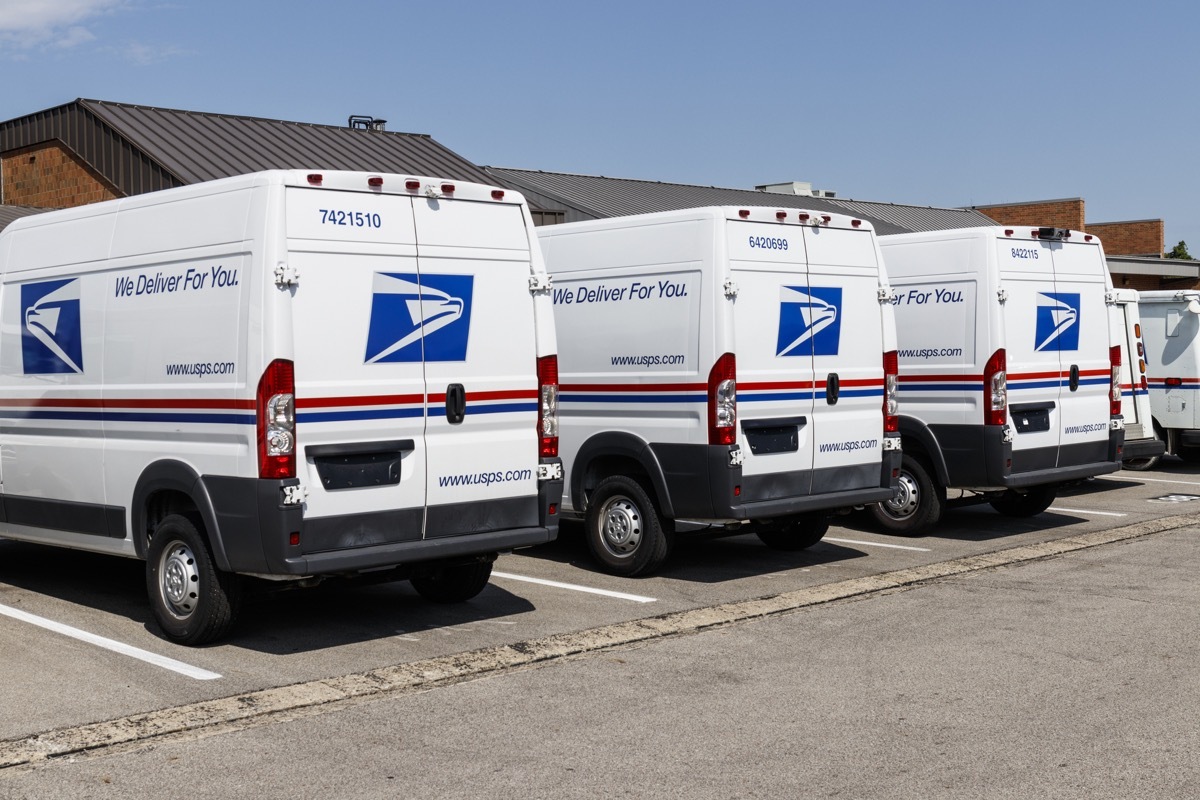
932,424,1122,488
651,440,900,522
1122,436,1166,460
202,472,561,576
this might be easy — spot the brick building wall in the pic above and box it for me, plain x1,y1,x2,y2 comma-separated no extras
1,141,120,209
1085,220,1164,257
972,198,1086,231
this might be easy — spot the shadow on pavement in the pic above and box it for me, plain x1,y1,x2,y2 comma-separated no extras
0,540,534,655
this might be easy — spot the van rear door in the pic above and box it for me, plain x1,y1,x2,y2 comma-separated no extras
1047,237,1112,467
286,186,430,545
414,193,543,536
728,217,818,497
997,234,1063,471
801,221,887,495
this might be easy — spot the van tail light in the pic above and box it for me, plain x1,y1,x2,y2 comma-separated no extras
1110,345,1122,417
883,350,899,433
537,355,559,458
984,348,1007,426
257,359,296,479
708,353,737,446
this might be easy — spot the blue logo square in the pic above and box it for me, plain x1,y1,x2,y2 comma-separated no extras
776,285,842,357
21,278,84,374
1035,292,1081,352
365,272,474,363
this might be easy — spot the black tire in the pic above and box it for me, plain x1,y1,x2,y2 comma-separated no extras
584,475,670,577
989,485,1057,517
411,559,494,604
869,453,944,535
753,513,830,551
146,514,241,646
1122,455,1161,471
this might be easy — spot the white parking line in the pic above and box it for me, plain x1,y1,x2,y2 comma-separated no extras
1048,507,1128,517
491,572,657,603
1112,474,1200,487
0,603,221,680
823,537,931,552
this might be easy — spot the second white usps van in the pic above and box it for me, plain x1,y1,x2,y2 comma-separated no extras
1137,290,1200,462
537,206,901,576
871,226,1124,533
0,170,562,644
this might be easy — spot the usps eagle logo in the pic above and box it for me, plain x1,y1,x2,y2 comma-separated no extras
1034,292,1081,352
21,278,84,374
364,273,473,363
776,286,843,357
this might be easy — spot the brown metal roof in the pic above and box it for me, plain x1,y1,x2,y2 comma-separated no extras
487,168,998,235
0,99,497,198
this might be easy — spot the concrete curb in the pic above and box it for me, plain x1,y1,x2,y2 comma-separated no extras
4,512,1196,769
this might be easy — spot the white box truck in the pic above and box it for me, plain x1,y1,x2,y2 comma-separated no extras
870,226,1124,533
1137,290,1200,462
1109,289,1165,469
0,170,563,644
538,206,902,576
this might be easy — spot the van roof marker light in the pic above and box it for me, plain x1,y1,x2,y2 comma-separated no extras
1005,229,1014,237
776,211,788,220
441,183,456,195
821,215,832,224
405,179,420,191
851,219,862,228
367,176,383,188
307,173,322,185
739,209,750,218
491,189,505,200
798,213,810,221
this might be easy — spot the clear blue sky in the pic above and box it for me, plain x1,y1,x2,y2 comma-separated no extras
2,0,1196,251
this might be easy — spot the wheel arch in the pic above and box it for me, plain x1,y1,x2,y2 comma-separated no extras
896,416,950,486
131,460,229,570
570,431,675,518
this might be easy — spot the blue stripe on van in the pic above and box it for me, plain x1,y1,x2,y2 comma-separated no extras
0,410,255,424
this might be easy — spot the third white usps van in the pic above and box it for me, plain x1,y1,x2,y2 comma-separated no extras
1137,290,1200,462
870,226,1124,533
0,170,562,644
538,206,901,576
1109,289,1165,469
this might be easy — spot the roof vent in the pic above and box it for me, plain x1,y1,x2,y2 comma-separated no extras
755,181,836,199
348,115,387,132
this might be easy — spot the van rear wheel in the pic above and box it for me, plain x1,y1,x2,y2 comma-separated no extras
989,485,1056,517
585,475,670,577
411,559,494,603
869,454,943,536
1122,455,1161,471
146,514,241,646
753,513,829,551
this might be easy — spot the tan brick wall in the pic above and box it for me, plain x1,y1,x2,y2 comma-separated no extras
1085,220,1164,257
973,199,1085,231
2,141,120,209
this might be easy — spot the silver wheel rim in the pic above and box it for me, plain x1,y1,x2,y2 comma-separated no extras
158,540,199,620
882,471,920,519
599,496,642,558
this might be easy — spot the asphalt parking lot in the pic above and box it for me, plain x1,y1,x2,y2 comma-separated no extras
2,459,1200,788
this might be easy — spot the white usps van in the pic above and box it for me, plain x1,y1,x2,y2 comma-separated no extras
538,206,901,576
1137,290,1200,462
1109,289,1164,469
0,170,562,644
871,226,1124,533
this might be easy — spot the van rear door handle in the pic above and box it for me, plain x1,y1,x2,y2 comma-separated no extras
446,384,466,424
1069,365,1080,392
826,373,840,405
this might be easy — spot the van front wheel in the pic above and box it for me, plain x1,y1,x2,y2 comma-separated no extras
989,486,1056,517
753,514,830,551
146,514,241,646
585,476,670,577
869,454,944,535
411,559,494,603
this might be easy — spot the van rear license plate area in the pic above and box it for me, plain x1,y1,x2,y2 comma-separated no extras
742,417,804,455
